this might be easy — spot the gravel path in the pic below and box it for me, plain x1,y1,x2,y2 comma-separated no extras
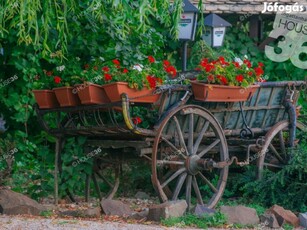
0,215,208,230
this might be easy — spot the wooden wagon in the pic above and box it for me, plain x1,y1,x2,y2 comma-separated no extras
35,75,306,210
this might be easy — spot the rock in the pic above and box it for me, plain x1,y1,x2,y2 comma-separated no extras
135,191,150,200
83,207,101,218
299,213,307,228
147,200,187,222
194,204,215,217
0,189,44,216
260,213,280,228
100,199,132,216
268,205,300,227
59,207,101,218
129,208,149,220
220,205,259,225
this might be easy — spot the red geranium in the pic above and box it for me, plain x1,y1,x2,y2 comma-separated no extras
163,60,170,67
165,65,177,78
146,75,157,89
254,67,264,76
104,73,112,81
148,56,155,63
46,71,53,76
197,56,265,87
112,59,120,66
54,76,62,84
132,116,142,125
236,75,244,83
102,66,110,72
243,59,252,68
123,68,129,73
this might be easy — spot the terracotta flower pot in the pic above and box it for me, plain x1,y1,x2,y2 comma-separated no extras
53,86,81,107
102,82,160,103
191,81,260,102
74,83,110,105
32,90,59,109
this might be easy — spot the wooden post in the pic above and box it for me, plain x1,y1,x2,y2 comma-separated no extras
54,138,62,205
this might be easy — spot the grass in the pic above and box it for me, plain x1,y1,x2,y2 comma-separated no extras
161,212,227,229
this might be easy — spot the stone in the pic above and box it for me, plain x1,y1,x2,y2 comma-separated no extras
135,191,150,200
194,204,215,217
129,208,149,220
299,213,307,228
268,205,300,227
220,205,259,225
0,189,44,216
59,207,101,218
83,207,101,218
260,213,280,228
100,199,132,216
147,200,187,222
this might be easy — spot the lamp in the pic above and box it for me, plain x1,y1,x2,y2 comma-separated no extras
178,0,199,71
202,13,231,47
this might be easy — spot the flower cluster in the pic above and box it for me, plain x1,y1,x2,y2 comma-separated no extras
33,57,85,89
197,56,265,87
96,56,177,90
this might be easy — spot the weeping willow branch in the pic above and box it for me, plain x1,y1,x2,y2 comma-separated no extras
0,0,184,58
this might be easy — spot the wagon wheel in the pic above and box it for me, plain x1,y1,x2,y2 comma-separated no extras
92,154,120,200
257,120,306,179
152,105,229,210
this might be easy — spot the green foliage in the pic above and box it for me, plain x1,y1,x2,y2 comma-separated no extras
0,0,183,58
161,212,227,229
120,159,155,196
238,139,307,212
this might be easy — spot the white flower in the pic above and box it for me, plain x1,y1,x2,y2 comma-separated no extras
76,57,80,61
133,64,143,72
56,65,65,72
234,57,243,66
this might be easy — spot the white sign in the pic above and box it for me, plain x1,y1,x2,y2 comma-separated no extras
265,10,307,69
178,13,197,40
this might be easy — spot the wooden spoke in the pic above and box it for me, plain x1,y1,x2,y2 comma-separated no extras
161,168,186,188
193,121,209,155
161,136,181,154
198,172,218,193
192,175,204,205
263,162,284,168
172,172,187,200
96,171,113,187
186,175,192,211
269,143,284,163
173,116,189,155
188,113,194,155
198,139,221,158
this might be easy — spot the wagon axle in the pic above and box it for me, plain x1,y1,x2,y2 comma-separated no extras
187,156,240,174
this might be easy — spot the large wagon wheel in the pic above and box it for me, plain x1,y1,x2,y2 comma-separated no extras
257,120,306,179
152,105,229,210
91,153,120,200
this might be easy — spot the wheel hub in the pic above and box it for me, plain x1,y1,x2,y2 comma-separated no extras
185,155,201,175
